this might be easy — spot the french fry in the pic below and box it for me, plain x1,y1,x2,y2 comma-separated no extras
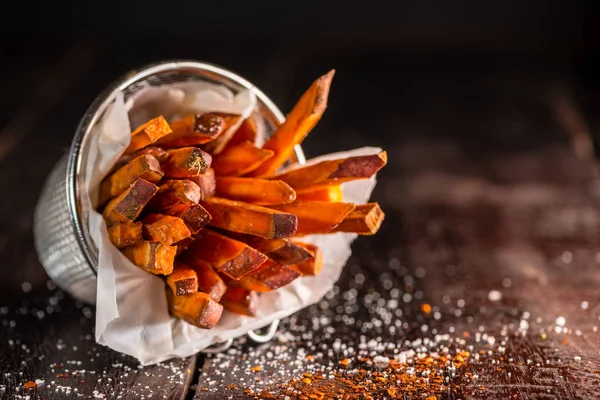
185,168,216,199
289,242,322,276
107,221,143,249
211,141,274,176
122,241,176,275
225,232,313,266
247,70,335,177
215,177,296,206
271,152,387,189
155,112,240,148
142,214,191,245
164,203,211,234
99,154,163,206
146,179,201,212
239,259,300,292
124,115,172,154
185,229,267,279
161,147,212,178
201,197,297,239
295,185,343,202
166,288,223,329
112,146,167,173
186,258,227,302
166,263,198,296
269,201,355,235
103,178,158,225
223,118,258,150
332,202,384,235
220,286,258,316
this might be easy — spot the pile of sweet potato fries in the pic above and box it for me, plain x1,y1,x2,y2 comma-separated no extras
98,71,387,329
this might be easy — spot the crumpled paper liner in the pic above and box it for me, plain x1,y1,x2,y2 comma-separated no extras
84,80,380,364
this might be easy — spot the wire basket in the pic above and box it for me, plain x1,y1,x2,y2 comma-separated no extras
33,60,305,349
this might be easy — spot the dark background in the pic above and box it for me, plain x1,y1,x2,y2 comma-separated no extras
2,2,600,398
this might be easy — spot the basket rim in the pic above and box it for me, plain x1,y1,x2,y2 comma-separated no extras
66,60,305,276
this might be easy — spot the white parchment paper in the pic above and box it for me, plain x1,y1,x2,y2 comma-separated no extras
85,81,381,364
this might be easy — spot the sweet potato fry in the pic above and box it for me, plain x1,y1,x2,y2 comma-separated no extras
122,241,176,275
289,242,322,276
295,185,343,202
186,168,216,199
269,201,355,235
248,70,335,177
107,221,143,249
211,141,274,176
166,263,198,296
166,288,223,329
185,229,267,279
125,115,172,154
239,259,300,292
161,147,212,178
99,154,163,206
186,258,227,302
112,146,167,173
271,152,387,189
103,178,158,225
142,214,191,245
201,197,297,239
223,118,258,150
225,232,313,266
220,286,258,316
215,177,296,206
164,203,211,234
332,202,385,235
146,179,201,212
155,113,240,148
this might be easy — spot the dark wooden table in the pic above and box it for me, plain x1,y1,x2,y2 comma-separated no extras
1,40,599,399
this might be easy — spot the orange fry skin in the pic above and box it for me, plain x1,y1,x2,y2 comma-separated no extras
103,178,158,225
215,177,296,206
166,263,198,296
185,258,227,302
156,113,240,148
113,146,167,172
185,229,268,280
220,286,258,316
225,232,313,266
99,154,163,206
269,201,355,235
211,141,274,177
166,289,223,329
295,185,343,202
142,214,191,245
122,241,176,275
201,197,297,239
107,221,143,249
332,203,385,235
125,116,172,154
248,70,335,177
161,147,212,178
164,203,212,234
271,152,387,189
289,242,323,276
239,259,300,292
146,179,201,212
185,168,216,199
224,118,259,150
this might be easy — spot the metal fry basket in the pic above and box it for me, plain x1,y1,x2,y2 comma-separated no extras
33,60,305,350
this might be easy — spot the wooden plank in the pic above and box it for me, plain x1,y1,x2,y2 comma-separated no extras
0,292,197,399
